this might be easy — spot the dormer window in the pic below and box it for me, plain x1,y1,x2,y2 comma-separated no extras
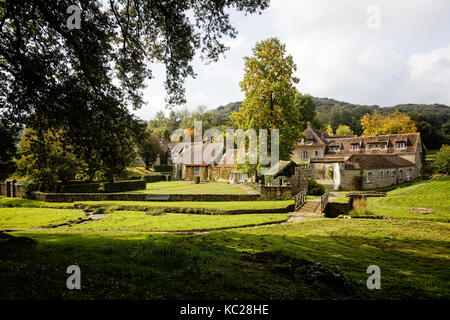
306,139,313,145
329,146,340,152
351,143,360,151
395,141,406,149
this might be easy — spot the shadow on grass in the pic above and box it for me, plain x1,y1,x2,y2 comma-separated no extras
0,229,448,300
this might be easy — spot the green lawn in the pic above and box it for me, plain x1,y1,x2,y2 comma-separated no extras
0,178,449,300
1,217,448,299
354,177,450,222
0,208,85,228
59,211,288,232
127,181,258,194
76,200,294,211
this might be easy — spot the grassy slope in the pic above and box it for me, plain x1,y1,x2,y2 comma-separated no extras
0,197,293,211
2,218,448,299
59,212,288,232
358,177,450,222
128,181,257,194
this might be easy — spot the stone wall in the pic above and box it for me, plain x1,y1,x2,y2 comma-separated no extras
289,167,309,195
259,186,292,201
323,202,351,218
209,166,233,181
182,166,208,181
34,192,261,203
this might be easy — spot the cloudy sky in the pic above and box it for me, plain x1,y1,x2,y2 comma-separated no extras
132,0,450,120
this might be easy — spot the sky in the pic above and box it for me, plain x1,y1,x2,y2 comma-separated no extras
132,0,450,121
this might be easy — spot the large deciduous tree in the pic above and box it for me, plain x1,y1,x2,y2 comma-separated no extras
0,119,18,181
230,38,302,161
0,0,268,187
137,129,163,170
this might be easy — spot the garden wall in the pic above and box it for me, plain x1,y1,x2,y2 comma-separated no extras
34,192,261,203
259,186,292,201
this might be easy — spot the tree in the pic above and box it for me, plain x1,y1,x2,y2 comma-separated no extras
0,0,268,186
335,125,354,136
434,145,450,174
360,111,417,136
15,128,81,191
325,125,334,136
294,93,317,127
409,112,447,150
137,130,163,170
0,120,18,181
230,38,302,161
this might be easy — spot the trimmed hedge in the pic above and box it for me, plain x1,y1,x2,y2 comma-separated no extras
143,175,171,183
153,165,173,172
60,180,146,193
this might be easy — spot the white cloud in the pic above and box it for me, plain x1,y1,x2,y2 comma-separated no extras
132,0,450,120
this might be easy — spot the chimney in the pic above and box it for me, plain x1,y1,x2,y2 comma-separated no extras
307,121,311,128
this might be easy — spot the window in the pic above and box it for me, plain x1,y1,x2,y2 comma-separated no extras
193,167,200,176
329,146,340,152
391,170,395,177
314,150,319,157
301,151,309,159
395,142,406,149
399,169,403,178
351,144,360,151
366,171,375,183
306,139,313,145
379,171,383,178
385,170,389,177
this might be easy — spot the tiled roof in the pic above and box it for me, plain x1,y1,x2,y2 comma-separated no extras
171,142,223,165
345,155,415,170
324,132,420,156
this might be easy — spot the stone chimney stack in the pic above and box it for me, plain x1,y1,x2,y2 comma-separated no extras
307,121,311,128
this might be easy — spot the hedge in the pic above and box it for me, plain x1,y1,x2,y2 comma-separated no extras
60,180,146,193
153,165,173,172
143,175,171,183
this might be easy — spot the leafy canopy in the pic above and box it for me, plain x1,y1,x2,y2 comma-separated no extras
360,111,417,136
230,37,302,161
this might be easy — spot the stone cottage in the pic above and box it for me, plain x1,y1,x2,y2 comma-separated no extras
292,122,423,190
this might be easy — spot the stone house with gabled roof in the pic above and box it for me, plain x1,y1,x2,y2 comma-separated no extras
292,123,423,190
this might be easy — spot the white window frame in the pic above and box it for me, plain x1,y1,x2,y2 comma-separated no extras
366,171,375,183
395,142,406,149
314,150,319,157
391,169,395,177
379,170,383,178
385,170,389,177
301,151,309,159
351,144,360,151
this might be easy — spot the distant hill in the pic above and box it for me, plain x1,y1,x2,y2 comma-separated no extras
212,97,450,124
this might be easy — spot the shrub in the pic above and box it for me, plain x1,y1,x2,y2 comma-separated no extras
434,145,450,174
142,175,166,183
153,165,173,173
60,180,146,193
307,178,325,195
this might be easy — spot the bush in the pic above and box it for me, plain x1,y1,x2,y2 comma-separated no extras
307,178,325,195
153,165,173,173
142,175,167,183
193,176,200,184
434,145,450,174
60,180,146,193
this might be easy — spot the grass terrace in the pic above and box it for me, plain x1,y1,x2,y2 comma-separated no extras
127,181,259,195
